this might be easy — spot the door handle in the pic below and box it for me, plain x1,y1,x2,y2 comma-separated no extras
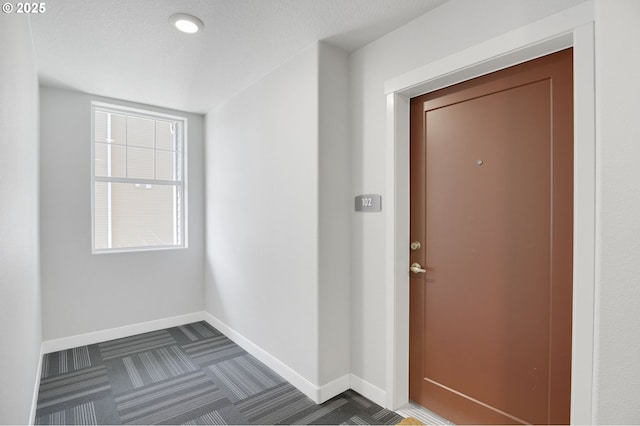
410,263,427,274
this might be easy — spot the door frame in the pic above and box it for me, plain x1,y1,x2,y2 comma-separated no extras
383,2,596,424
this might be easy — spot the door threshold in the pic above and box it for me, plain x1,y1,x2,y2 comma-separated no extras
396,401,454,425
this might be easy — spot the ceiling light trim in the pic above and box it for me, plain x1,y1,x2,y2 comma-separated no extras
169,13,204,34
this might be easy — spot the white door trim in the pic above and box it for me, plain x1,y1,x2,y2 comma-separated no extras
383,2,596,424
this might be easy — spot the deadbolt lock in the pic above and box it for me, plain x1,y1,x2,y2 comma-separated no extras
410,241,422,251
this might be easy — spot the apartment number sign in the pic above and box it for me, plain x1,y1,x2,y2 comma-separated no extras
355,194,382,212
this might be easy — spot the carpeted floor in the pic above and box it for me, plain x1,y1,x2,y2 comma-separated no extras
35,321,403,425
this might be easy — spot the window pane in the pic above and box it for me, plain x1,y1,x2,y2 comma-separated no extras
95,143,126,178
127,146,154,179
127,116,154,148
111,145,126,178
95,111,107,142
95,143,107,176
156,121,174,151
155,150,175,181
110,183,177,248
94,182,109,249
111,114,127,145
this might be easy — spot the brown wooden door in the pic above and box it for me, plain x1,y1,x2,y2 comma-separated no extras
409,49,573,425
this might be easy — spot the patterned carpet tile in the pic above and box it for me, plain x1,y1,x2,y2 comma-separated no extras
342,414,373,425
282,392,400,425
37,365,111,410
36,321,404,425
183,405,250,426
289,397,350,424
372,408,405,425
176,322,220,342
107,345,199,394
207,354,285,402
114,371,229,425
41,345,102,379
36,397,121,425
182,335,246,366
235,382,318,424
343,390,404,425
98,330,176,360
37,401,97,425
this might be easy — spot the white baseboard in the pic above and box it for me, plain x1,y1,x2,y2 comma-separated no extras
203,312,347,404
319,374,351,403
350,374,386,407
202,312,320,402
42,311,205,354
29,343,44,425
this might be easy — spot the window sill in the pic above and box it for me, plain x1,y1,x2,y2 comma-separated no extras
92,244,188,255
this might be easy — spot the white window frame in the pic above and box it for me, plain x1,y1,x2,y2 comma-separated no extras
90,101,189,254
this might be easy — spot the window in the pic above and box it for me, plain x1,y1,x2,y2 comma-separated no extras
91,102,187,253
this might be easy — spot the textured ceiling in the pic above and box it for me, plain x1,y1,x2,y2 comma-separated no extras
29,0,447,113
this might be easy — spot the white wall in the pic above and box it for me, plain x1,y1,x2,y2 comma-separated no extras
349,0,587,395
318,44,351,385
0,14,42,424
39,87,205,340
593,0,640,423
206,42,320,384
205,41,350,396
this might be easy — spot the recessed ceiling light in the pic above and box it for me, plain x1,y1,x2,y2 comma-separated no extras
169,13,204,34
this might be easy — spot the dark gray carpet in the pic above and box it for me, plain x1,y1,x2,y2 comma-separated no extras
35,321,403,425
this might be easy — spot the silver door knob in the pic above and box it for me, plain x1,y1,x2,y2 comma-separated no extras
410,263,427,274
